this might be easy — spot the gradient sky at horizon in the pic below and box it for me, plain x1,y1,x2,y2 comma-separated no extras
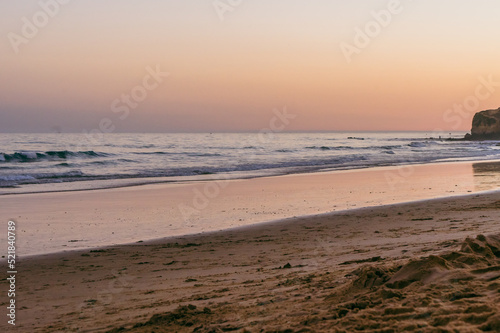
1,0,500,133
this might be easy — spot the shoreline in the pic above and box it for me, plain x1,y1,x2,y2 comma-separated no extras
3,157,500,197
9,189,500,332
3,159,500,257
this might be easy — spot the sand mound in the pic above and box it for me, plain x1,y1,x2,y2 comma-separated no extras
384,234,500,289
386,255,452,288
350,266,394,289
346,234,500,292
327,234,500,332
460,234,500,258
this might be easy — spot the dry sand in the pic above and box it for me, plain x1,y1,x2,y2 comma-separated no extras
4,190,500,332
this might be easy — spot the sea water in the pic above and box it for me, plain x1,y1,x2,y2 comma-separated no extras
2,132,499,194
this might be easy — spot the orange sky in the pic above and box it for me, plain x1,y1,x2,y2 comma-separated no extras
1,0,500,132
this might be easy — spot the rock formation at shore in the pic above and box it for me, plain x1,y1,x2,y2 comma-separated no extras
465,107,500,140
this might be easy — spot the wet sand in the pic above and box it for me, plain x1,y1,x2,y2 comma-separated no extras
4,190,500,332
2,160,500,256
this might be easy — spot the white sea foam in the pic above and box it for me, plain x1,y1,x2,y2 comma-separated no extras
0,175,36,181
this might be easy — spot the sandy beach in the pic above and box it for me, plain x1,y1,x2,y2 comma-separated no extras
2,161,500,257
4,185,500,332
4,0,500,331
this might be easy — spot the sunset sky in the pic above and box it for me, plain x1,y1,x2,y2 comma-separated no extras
1,0,500,133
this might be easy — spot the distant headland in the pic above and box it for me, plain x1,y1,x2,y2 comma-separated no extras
464,107,500,140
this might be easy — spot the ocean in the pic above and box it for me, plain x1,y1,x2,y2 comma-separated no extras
5,131,500,256
1,132,500,195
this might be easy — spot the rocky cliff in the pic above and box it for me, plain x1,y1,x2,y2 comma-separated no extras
465,107,500,140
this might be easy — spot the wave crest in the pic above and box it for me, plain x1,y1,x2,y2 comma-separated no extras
0,150,108,163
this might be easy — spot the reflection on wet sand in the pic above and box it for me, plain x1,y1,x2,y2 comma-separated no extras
473,160,500,191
